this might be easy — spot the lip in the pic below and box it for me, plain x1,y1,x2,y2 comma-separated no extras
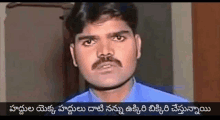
96,62,117,70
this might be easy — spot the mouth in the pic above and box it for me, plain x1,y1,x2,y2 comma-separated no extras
99,64,112,69
96,62,116,70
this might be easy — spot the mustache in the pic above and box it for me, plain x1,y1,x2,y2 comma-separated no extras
92,56,122,70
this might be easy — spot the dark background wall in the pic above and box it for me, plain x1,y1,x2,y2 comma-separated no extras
5,6,65,102
134,3,173,92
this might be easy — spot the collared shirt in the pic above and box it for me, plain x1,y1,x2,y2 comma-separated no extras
66,77,189,102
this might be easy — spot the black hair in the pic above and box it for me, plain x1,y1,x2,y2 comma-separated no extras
65,2,138,44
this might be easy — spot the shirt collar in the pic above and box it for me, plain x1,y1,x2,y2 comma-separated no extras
88,76,137,102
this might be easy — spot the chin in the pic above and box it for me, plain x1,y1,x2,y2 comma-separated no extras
88,76,130,91
96,77,120,86
90,83,123,91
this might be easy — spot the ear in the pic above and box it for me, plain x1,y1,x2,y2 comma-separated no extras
70,43,78,67
135,34,142,59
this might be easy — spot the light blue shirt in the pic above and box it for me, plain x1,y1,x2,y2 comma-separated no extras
66,77,189,102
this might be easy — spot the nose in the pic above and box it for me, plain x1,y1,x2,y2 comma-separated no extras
97,40,114,59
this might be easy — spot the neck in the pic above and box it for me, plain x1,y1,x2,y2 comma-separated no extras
91,77,134,102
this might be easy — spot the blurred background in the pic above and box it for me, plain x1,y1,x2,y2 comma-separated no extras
0,2,219,103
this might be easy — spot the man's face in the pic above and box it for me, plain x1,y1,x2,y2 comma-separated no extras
70,17,141,89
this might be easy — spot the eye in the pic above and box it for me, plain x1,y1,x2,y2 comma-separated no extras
82,39,96,46
112,35,126,41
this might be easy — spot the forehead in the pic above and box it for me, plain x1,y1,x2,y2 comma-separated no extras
78,18,133,36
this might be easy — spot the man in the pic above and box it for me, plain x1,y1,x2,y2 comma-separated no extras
65,2,189,103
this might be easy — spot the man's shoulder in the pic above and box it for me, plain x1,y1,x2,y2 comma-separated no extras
63,77,190,103
136,81,190,102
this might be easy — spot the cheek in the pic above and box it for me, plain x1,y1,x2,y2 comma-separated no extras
74,47,94,69
117,43,137,66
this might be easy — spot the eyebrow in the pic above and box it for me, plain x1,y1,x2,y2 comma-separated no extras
107,30,130,38
77,36,96,41
77,30,131,41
